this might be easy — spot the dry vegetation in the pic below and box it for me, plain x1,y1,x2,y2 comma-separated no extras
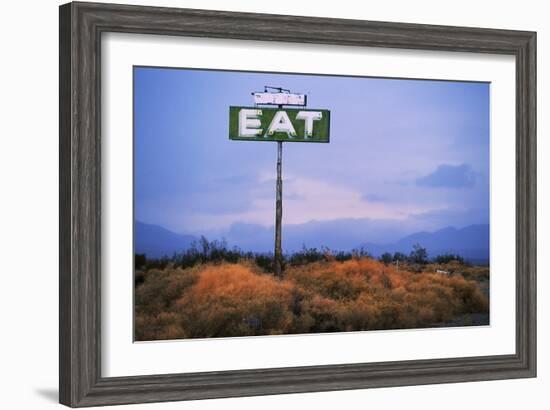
135,257,489,341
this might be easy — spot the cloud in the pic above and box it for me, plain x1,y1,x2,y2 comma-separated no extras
416,164,476,189
213,174,441,230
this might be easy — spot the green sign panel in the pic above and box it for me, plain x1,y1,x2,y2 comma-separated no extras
229,106,330,143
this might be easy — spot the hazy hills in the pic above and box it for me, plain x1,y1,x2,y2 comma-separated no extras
135,221,196,258
135,220,489,263
361,224,489,263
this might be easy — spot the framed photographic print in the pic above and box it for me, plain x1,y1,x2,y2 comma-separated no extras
59,1,536,407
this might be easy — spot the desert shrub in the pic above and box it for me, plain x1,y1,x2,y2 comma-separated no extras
426,260,489,282
134,268,198,315
298,294,342,332
140,237,381,274
379,252,393,265
392,252,407,262
134,257,489,340
409,243,428,265
286,260,370,301
135,311,186,341
173,237,244,268
135,253,147,269
447,274,489,313
457,265,490,281
434,253,465,264
175,264,294,338
135,269,146,286
287,246,327,266
285,258,487,332
144,237,280,272
253,253,275,272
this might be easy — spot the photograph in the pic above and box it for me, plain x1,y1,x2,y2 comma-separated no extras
133,66,491,341
49,1,538,407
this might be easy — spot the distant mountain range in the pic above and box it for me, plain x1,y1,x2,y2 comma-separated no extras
135,220,489,263
361,224,489,263
135,221,196,258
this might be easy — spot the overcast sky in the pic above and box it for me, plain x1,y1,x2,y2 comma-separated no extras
134,66,489,243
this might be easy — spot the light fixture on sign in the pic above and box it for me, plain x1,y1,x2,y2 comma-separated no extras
252,86,307,106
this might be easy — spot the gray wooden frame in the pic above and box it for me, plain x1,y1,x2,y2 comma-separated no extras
59,1,536,407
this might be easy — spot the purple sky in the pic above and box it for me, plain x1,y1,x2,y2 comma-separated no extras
134,67,489,246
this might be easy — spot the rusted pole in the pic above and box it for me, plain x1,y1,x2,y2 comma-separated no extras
274,140,283,276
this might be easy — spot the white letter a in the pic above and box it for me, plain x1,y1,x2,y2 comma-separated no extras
266,111,296,138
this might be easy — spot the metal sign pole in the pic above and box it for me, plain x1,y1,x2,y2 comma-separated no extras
274,105,284,276
274,140,283,276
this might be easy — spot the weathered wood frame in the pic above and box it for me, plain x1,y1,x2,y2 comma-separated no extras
59,2,536,407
